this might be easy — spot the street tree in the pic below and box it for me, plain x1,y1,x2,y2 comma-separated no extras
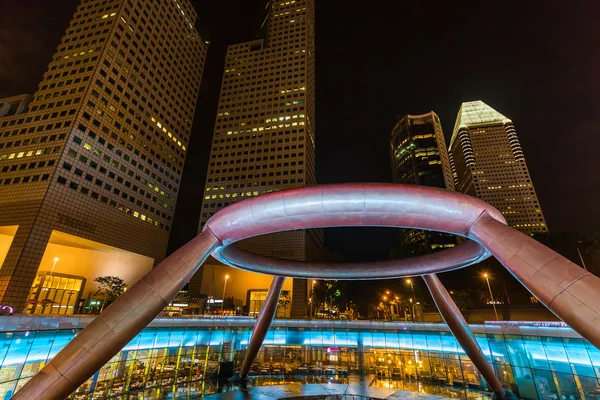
94,276,127,312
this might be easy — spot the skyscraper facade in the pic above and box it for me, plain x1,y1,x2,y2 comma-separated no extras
389,112,456,251
448,101,547,234
195,0,320,317
390,112,454,191
0,0,208,312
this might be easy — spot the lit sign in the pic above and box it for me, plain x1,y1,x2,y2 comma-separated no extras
485,321,568,327
0,305,14,315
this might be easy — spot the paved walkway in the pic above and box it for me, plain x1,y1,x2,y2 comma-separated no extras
204,375,487,399
204,383,455,399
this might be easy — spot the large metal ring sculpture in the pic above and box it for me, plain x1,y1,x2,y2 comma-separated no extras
210,183,500,278
14,184,600,400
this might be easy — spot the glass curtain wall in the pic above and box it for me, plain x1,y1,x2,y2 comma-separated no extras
0,322,598,399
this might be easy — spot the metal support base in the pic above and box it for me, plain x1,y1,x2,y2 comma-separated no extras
239,276,285,379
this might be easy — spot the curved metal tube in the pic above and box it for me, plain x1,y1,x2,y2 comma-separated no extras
469,212,600,350
13,230,221,400
424,274,505,398
205,183,505,250
218,240,486,279
240,276,285,379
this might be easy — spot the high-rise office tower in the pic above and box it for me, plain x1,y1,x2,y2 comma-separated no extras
195,0,320,318
0,0,208,313
389,112,456,251
448,101,547,234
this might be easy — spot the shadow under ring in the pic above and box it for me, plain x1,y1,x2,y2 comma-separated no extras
213,238,488,279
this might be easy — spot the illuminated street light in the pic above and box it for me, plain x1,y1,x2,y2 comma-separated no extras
310,280,317,318
51,257,59,275
406,278,415,295
41,257,61,315
221,274,229,312
483,273,499,321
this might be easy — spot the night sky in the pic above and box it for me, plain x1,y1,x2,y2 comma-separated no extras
2,1,599,281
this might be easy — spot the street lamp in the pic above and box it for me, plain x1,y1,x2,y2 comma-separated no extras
42,257,60,315
51,257,59,275
483,273,499,321
310,280,317,318
221,274,229,312
406,278,415,296
383,290,401,317
573,241,588,271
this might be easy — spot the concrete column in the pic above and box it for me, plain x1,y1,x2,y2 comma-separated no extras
470,212,600,350
12,229,221,400
423,274,505,398
239,276,285,379
290,278,308,318
0,223,52,312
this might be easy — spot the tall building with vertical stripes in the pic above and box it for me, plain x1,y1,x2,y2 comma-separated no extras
448,101,547,234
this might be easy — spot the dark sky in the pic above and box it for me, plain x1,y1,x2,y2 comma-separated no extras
2,1,600,266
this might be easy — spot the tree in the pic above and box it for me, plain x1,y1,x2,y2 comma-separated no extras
448,288,487,312
95,276,127,312
277,292,291,318
533,230,600,276
313,280,342,314
389,236,429,259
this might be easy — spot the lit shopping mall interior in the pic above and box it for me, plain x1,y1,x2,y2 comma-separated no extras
1,316,598,399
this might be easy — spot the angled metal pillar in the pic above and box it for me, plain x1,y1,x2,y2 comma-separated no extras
13,230,221,400
239,276,285,380
423,274,505,399
469,212,600,350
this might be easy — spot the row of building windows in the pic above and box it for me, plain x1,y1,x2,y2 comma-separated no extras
1,112,75,130
0,159,55,173
0,174,50,186
0,132,66,152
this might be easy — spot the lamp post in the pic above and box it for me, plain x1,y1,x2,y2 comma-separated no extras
310,280,316,318
384,290,400,317
576,248,588,271
65,291,75,315
406,278,415,298
220,274,229,312
382,295,391,320
51,257,59,275
483,273,499,321
42,257,60,315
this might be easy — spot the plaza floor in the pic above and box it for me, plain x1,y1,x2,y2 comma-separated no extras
202,374,492,399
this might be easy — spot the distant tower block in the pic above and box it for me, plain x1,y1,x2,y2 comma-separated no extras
448,101,547,235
